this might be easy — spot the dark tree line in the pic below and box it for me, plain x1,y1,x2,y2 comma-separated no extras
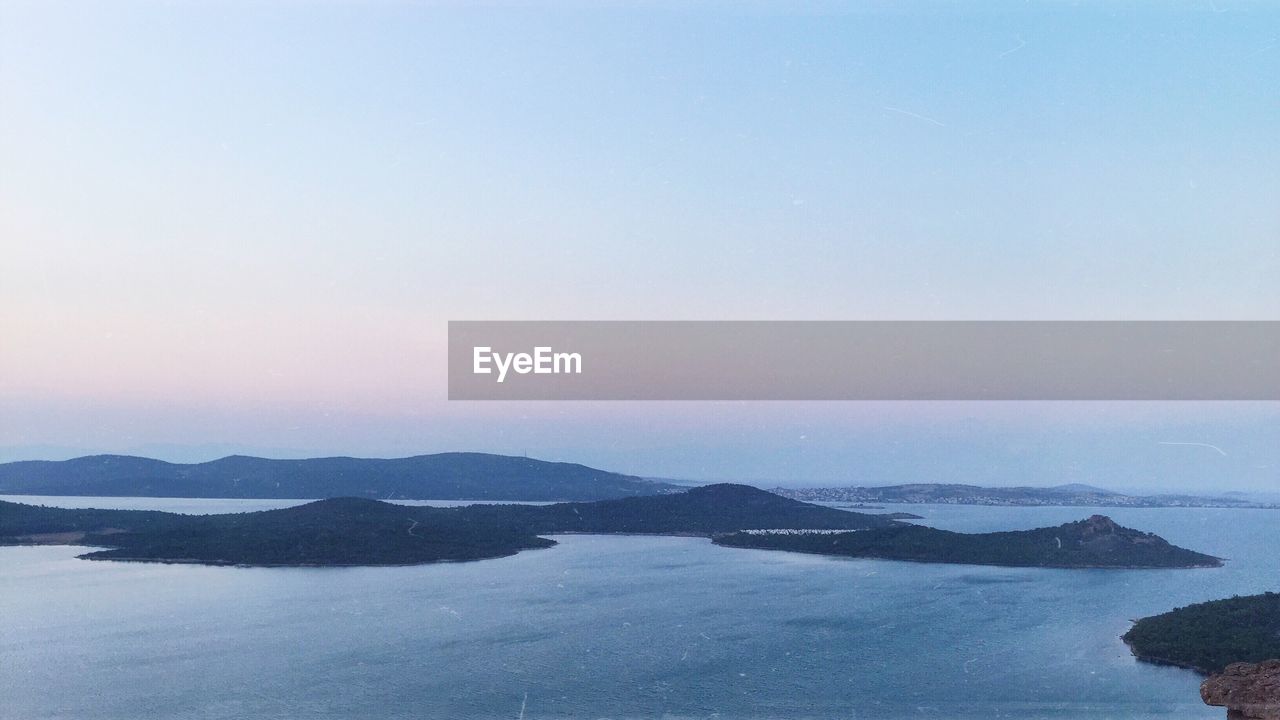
1123,592,1280,673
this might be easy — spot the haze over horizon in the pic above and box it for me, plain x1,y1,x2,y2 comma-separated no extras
1,404,1275,496
2,2,1277,493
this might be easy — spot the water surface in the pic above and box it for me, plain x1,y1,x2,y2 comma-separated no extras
3,499,1274,719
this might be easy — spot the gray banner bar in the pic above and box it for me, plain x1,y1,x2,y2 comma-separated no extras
448,321,1280,400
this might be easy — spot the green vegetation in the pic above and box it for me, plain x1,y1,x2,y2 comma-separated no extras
1,489,1220,570
82,499,557,566
0,485,895,566
458,483,900,536
0,501,186,537
713,515,1222,569
1123,593,1280,673
0,497,547,565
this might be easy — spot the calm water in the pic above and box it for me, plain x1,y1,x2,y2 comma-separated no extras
2,497,1276,719
0,495,549,514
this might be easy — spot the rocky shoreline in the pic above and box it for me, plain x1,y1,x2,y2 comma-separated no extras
1201,660,1280,719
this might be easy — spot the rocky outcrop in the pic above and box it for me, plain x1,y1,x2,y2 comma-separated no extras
1201,660,1280,719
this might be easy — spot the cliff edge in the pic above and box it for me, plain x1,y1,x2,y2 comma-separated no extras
1201,660,1280,719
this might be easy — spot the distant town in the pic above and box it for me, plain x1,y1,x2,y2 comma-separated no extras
772,483,1279,509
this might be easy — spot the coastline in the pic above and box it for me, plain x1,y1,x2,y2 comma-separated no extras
1123,638,1215,676
75,541,559,568
711,540,1226,571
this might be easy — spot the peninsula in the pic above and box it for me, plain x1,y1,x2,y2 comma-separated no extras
1124,592,1280,674
714,515,1223,569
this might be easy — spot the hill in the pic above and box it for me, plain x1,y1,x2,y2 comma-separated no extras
0,484,897,566
79,498,557,566
2,488,1219,569
1123,592,1280,673
458,483,902,535
714,514,1223,569
0,453,679,501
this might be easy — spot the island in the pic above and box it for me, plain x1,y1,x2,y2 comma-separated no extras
0,488,1221,569
1123,592,1280,674
0,484,897,566
712,515,1223,569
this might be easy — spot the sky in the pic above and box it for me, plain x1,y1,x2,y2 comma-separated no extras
1,1,1277,491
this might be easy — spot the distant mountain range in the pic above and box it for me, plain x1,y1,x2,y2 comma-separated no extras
4,454,1271,508
772,483,1278,509
0,453,682,501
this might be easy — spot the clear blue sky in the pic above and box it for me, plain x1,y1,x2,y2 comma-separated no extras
1,1,1276,489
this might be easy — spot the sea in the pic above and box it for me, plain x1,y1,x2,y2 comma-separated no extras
2,495,1275,719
